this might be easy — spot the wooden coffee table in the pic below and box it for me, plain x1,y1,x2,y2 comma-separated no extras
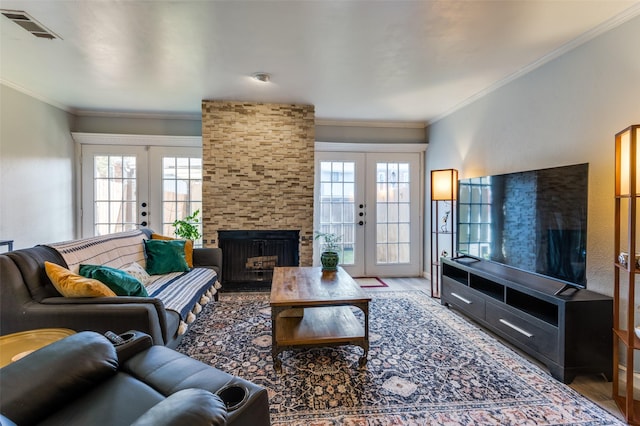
270,266,371,371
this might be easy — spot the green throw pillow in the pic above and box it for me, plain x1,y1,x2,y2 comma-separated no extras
79,264,149,297
143,239,190,275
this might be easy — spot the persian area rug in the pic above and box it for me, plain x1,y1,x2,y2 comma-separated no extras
353,277,389,288
176,291,622,425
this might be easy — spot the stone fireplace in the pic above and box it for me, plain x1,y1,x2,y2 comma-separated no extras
201,101,315,281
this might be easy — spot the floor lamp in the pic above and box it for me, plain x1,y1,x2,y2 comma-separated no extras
612,125,640,423
430,169,458,298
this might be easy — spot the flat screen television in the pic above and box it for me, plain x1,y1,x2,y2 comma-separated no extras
456,163,589,290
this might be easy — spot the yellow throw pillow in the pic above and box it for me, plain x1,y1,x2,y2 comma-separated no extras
45,261,117,298
151,233,194,268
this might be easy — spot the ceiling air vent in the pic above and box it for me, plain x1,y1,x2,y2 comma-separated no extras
1,10,60,40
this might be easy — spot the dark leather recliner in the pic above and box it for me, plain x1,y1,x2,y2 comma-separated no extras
0,331,270,426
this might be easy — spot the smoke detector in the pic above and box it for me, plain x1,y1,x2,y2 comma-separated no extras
1,10,60,40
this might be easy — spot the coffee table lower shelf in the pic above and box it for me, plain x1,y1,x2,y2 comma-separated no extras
272,305,368,371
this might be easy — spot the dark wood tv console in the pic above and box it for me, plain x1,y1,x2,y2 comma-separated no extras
440,257,612,384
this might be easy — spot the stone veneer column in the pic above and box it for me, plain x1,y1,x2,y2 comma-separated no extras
201,101,315,266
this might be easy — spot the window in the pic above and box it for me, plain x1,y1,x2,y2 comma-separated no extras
458,176,492,258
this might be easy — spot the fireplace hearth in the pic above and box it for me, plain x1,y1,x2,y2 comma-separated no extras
219,230,300,291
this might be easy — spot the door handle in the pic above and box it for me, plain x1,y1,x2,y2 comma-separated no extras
358,221,364,226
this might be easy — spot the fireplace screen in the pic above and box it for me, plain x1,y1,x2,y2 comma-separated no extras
219,230,299,290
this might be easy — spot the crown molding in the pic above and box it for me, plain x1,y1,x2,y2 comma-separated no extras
0,80,202,120
431,3,640,124
1,79,74,113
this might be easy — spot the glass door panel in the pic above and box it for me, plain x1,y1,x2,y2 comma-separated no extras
82,145,148,238
93,155,138,235
149,147,203,244
318,161,356,265
315,153,365,277
159,156,202,241
375,161,411,264
365,153,421,277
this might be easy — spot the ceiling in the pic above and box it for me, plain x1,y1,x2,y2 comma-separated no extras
1,0,639,124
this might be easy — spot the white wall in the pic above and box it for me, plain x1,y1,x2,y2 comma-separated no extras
315,122,426,144
426,15,640,297
0,85,76,249
73,114,201,136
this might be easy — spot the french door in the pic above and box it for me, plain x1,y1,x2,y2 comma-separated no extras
315,152,422,277
81,145,202,239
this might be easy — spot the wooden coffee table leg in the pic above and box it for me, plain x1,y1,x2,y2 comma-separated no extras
271,306,283,372
358,352,368,367
274,355,282,372
358,338,369,367
357,301,369,367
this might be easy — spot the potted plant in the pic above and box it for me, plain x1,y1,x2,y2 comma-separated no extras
314,230,341,271
172,209,202,241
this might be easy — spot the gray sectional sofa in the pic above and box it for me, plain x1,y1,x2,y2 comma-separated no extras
0,229,222,348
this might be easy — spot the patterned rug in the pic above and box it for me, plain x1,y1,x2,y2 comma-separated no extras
176,291,622,425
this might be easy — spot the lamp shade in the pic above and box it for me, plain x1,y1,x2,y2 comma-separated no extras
616,125,640,196
431,169,458,201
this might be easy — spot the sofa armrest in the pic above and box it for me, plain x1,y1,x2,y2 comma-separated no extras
131,388,227,426
0,332,118,426
123,346,270,426
193,248,222,278
42,295,164,307
18,297,173,345
113,330,153,362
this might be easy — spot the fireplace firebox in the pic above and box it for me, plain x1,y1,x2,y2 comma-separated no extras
218,230,299,291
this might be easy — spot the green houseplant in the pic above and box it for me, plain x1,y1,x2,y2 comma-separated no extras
172,209,202,241
314,230,341,271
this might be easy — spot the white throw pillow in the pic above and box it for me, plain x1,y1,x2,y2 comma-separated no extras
121,262,152,286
